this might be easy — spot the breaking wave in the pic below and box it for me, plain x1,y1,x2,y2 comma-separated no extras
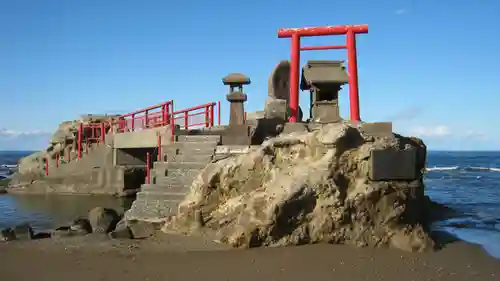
426,166,500,172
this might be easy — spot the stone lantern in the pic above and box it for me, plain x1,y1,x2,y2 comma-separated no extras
221,73,252,145
223,73,251,126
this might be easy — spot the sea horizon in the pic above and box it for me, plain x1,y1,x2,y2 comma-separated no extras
1,149,500,152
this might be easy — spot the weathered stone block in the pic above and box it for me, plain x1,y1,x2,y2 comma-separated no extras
369,149,417,181
245,111,266,120
281,122,309,135
264,98,288,120
311,101,341,123
360,122,393,137
221,124,251,145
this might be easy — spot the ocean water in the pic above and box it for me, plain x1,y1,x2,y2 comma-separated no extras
0,151,131,231
425,151,500,258
1,150,500,257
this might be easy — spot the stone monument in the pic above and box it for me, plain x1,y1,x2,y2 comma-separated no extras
300,60,348,123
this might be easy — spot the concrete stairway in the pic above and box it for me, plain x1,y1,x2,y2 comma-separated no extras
124,134,221,222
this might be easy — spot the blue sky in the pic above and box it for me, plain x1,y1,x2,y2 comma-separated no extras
0,0,499,150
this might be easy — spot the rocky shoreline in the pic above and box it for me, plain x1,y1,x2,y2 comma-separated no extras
1,202,499,281
0,206,162,242
1,229,499,281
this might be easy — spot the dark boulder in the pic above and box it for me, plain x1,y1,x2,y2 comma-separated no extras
32,232,51,239
13,223,34,240
1,227,15,241
1,223,34,241
108,219,132,239
70,218,93,235
51,226,75,238
128,220,156,239
88,207,120,233
108,219,157,240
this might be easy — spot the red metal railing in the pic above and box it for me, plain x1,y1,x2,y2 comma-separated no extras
45,100,220,177
172,102,216,130
116,100,173,133
77,123,108,160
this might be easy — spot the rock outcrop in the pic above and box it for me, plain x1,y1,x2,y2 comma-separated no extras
14,114,119,179
7,114,138,197
88,207,120,233
163,122,435,252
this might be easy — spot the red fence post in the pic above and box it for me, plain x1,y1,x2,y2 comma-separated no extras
205,106,210,128
131,114,135,132
146,152,151,184
184,112,188,130
165,103,170,125
77,123,83,160
210,104,215,127
217,101,221,126
170,101,174,125
45,157,49,176
157,134,162,162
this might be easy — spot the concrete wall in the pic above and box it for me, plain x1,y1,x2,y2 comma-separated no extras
9,166,143,197
114,148,157,166
113,126,173,149
9,142,147,197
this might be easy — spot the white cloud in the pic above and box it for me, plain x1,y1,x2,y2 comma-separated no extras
395,9,408,15
0,128,51,150
409,125,451,138
0,128,50,138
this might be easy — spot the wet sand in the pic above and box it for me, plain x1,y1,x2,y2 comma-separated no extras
1,233,499,281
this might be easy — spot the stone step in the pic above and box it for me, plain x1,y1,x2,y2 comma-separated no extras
150,168,166,178
150,165,205,178
141,183,190,194
153,161,208,170
166,168,201,178
172,141,218,151
176,135,221,143
124,199,179,222
166,153,213,163
136,191,186,201
153,175,194,187
163,146,216,157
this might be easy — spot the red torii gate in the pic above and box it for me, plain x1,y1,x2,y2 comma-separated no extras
277,24,369,123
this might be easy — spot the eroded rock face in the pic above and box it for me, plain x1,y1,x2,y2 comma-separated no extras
163,122,434,252
12,115,118,181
